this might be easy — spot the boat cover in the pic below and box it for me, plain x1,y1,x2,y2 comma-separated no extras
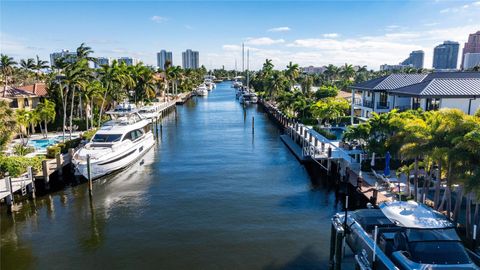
379,201,453,229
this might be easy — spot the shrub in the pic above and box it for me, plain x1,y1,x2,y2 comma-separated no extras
62,138,82,153
0,155,44,177
46,146,61,159
13,144,35,156
82,129,97,141
313,126,337,140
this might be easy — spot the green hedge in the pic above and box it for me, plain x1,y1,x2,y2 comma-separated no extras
82,129,97,141
0,155,44,177
313,126,337,140
46,146,61,159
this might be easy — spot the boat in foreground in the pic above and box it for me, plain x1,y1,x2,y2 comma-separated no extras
330,201,480,269
72,105,155,180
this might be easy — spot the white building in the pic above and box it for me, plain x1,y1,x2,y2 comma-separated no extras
118,57,139,66
301,66,325,74
94,57,112,68
50,50,77,67
182,49,199,69
157,50,173,70
463,53,480,70
350,72,480,120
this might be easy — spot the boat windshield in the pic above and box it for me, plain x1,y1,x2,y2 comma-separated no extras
408,241,471,265
91,134,122,143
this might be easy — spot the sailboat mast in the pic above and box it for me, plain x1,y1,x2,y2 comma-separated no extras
242,43,245,75
247,49,250,89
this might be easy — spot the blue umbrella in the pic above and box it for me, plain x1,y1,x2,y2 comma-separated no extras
384,151,391,177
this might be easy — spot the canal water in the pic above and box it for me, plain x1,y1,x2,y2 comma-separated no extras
1,82,343,270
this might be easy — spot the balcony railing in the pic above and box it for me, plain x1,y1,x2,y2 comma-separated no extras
376,102,390,110
353,98,374,108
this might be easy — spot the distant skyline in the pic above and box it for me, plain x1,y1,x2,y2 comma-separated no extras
1,0,480,70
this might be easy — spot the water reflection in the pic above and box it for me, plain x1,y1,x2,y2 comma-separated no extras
1,83,340,270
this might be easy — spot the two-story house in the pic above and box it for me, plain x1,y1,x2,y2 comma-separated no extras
0,83,47,110
350,72,480,119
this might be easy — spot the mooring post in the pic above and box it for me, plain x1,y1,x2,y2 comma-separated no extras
42,159,50,190
334,227,344,270
5,173,14,213
56,153,63,177
27,166,35,199
329,224,337,270
87,154,93,196
252,116,255,134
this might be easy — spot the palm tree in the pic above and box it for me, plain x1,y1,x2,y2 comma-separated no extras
33,55,49,82
20,58,36,72
0,100,16,151
76,43,95,62
35,99,56,138
268,71,286,99
285,62,300,90
1,54,17,97
15,109,32,145
324,64,339,84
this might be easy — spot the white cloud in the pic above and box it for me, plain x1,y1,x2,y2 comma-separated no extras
150,15,168,23
267,27,291,32
474,1,480,6
322,33,340,38
244,37,285,46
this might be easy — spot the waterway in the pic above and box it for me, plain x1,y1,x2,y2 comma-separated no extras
1,82,343,270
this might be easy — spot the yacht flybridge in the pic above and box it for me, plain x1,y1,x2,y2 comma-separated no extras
72,105,155,180
330,201,480,269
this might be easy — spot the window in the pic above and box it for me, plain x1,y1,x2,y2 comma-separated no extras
122,132,132,141
24,98,29,107
412,97,421,110
426,98,440,111
10,99,18,108
379,92,388,105
92,134,122,143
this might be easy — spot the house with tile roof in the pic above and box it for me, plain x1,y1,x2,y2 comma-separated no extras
0,83,47,110
349,72,480,119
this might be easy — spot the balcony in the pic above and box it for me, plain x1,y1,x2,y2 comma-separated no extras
376,102,390,110
353,98,375,108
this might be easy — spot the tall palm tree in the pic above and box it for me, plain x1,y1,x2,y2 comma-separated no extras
1,54,17,97
0,100,16,151
35,99,56,138
33,55,49,82
20,58,36,72
285,62,300,90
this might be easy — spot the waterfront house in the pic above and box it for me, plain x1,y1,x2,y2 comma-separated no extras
0,83,47,110
350,72,480,118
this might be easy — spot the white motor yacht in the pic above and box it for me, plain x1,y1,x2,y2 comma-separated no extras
138,103,164,120
204,79,214,91
196,84,208,96
72,108,155,180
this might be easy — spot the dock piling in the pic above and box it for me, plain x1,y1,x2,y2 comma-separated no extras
87,154,93,196
252,116,255,133
42,159,50,190
27,166,36,199
4,173,14,213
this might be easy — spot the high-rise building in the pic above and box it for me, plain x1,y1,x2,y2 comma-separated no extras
157,50,173,70
117,57,139,66
50,50,77,67
401,50,424,69
433,41,459,70
463,53,480,70
94,57,111,68
182,49,199,69
301,66,326,74
461,31,480,69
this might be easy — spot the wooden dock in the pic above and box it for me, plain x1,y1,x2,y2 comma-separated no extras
261,99,393,205
0,167,35,212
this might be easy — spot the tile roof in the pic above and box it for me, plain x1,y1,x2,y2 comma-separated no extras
0,86,37,98
390,78,480,97
17,83,47,97
374,74,427,90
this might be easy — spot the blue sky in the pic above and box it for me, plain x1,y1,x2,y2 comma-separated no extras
1,0,479,70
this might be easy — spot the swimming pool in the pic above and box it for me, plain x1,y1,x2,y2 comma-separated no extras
324,127,346,141
28,135,79,151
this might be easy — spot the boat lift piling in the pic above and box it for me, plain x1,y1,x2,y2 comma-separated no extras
87,154,93,196
252,116,255,134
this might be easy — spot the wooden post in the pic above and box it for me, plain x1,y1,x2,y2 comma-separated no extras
27,166,35,199
334,227,344,270
68,148,75,163
56,153,63,176
87,154,93,196
252,116,255,134
42,159,50,189
5,173,14,213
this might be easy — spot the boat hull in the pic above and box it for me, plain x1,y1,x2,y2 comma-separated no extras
73,134,155,180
